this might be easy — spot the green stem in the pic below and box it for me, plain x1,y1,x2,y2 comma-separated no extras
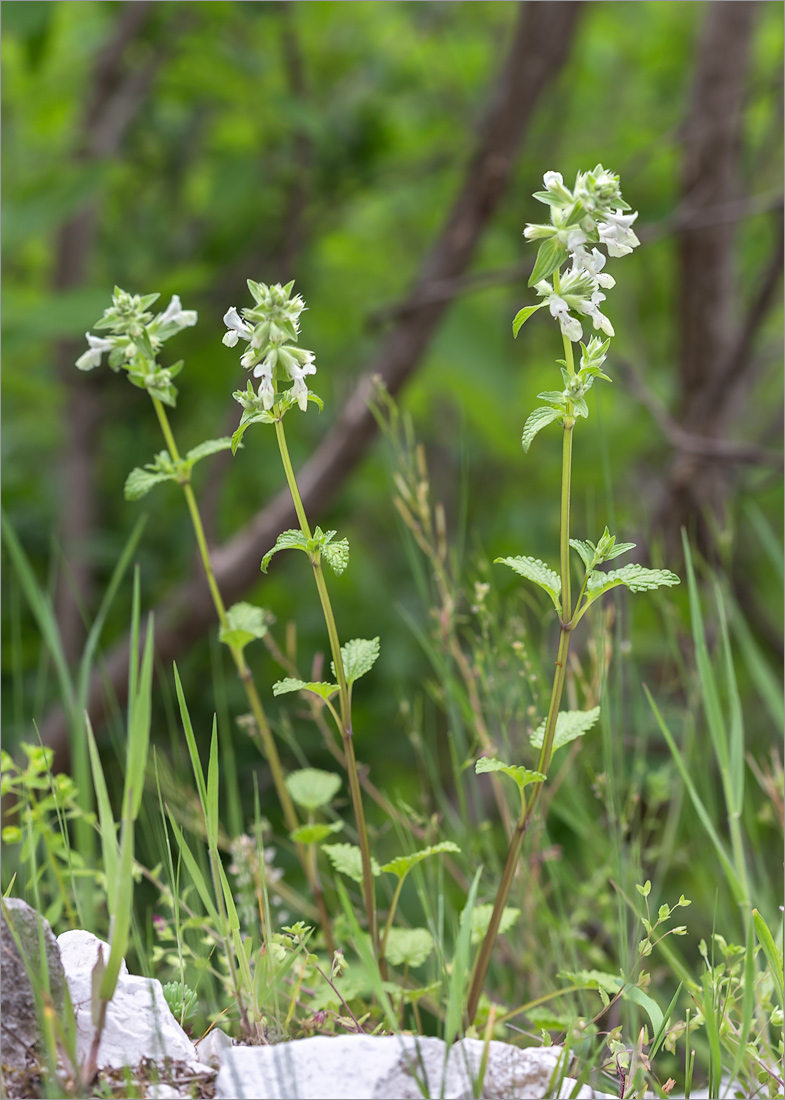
149,397,335,949
466,376,577,1025
378,874,407,970
558,421,574,621
273,414,377,947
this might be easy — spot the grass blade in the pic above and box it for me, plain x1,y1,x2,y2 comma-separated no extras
99,816,135,1001
173,662,209,817
206,717,220,849
649,982,683,1059
715,584,744,817
126,614,154,819
681,533,728,773
166,811,220,924
644,686,744,904
752,908,784,1011
84,712,118,902
445,866,482,1048
700,970,722,1100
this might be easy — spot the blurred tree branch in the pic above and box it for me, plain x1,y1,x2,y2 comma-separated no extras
53,1,164,662
200,2,314,547
40,0,584,763
656,0,774,558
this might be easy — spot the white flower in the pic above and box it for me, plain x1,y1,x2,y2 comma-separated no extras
571,246,615,288
543,171,564,191
546,293,570,320
76,332,114,371
585,291,615,337
557,227,588,251
222,306,253,347
559,313,583,343
157,294,198,330
287,355,316,411
598,210,640,258
253,354,275,409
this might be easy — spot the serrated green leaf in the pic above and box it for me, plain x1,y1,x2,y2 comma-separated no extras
572,395,589,419
332,637,380,685
470,904,521,945
285,768,342,811
320,536,350,576
521,407,563,453
380,841,460,879
537,390,567,406
528,237,568,286
231,409,275,454
512,304,544,338
603,540,637,561
261,529,310,573
185,438,234,466
321,843,381,884
474,757,546,793
570,539,596,570
218,602,268,651
494,555,561,611
272,678,339,702
385,927,435,969
124,467,176,501
531,706,601,751
290,821,343,845
586,564,680,599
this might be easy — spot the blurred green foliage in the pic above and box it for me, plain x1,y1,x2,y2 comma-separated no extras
2,0,782,916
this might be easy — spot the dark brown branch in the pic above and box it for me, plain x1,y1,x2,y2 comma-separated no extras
704,204,784,422
655,0,762,559
40,0,584,762
618,357,782,468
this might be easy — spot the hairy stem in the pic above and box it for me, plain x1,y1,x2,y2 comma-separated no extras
273,415,377,947
466,395,576,1024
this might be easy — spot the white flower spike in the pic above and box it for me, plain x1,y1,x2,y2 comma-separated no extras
76,333,114,371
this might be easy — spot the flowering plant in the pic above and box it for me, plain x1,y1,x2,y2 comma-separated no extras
465,167,677,1022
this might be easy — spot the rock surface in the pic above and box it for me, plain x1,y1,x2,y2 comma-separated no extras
1,898,67,1093
57,929,208,1076
214,1034,604,1099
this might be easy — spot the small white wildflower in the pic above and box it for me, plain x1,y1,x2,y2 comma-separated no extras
571,246,616,288
585,290,615,337
557,227,588,251
241,347,260,370
546,293,570,320
288,362,315,411
76,333,114,371
559,313,583,343
157,294,198,331
222,306,253,347
540,170,574,205
253,355,275,409
598,210,640,257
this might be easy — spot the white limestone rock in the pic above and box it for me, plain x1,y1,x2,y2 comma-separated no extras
195,1026,234,1069
214,1033,603,1099
57,929,208,1076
